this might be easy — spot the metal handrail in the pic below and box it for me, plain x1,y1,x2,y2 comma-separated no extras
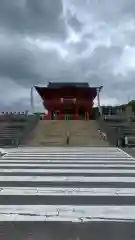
66,131,70,145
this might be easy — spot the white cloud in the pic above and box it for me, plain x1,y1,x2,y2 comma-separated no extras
113,46,135,76
26,37,68,59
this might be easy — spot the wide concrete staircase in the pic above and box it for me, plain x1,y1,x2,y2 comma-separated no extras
69,120,109,146
25,120,68,146
25,120,109,147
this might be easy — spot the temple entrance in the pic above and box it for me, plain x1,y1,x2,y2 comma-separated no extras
52,111,61,120
51,108,89,120
62,109,74,120
78,108,85,120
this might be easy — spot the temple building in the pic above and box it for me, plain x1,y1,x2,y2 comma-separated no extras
34,82,102,120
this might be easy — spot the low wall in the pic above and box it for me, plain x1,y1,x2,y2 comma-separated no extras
97,117,126,146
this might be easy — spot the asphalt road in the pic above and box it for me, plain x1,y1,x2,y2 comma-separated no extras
122,147,135,158
0,222,135,240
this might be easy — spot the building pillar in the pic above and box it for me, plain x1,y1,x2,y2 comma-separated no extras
57,110,62,120
86,112,89,120
74,107,78,120
59,110,62,120
84,111,89,120
49,110,52,120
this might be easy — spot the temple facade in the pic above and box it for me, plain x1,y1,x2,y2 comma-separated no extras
34,82,102,120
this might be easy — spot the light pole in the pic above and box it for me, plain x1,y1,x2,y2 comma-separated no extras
30,86,34,114
97,86,103,116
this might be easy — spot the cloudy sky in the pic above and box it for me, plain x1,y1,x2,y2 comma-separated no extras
0,0,135,112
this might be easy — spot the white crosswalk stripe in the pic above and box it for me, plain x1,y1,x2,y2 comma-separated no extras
0,147,135,222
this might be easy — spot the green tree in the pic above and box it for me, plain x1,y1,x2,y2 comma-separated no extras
127,100,135,113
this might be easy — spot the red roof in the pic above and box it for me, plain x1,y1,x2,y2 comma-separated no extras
35,83,102,101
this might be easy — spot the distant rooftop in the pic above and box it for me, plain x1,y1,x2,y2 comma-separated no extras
47,82,89,88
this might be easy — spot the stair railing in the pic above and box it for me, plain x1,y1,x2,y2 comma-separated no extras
66,131,70,145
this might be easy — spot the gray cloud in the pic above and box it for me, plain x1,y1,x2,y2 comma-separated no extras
1,0,135,111
0,0,66,39
66,10,83,32
67,0,135,23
